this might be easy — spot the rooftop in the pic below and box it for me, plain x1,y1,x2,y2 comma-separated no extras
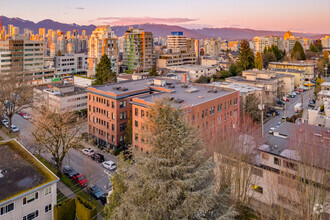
269,61,316,67
0,140,58,205
36,84,87,97
243,69,277,74
271,68,305,74
321,82,330,87
210,82,262,95
167,64,216,71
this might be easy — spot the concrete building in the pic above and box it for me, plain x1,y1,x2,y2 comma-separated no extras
34,83,88,113
215,122,330,219
167,65,217,82
204,38,221,56
156,52,196,68
54,53,88,76
87,78,239,149
0,139,59,220
269,61,316,86
88,25,118,77
0,37,57,85
226,69,294,105
123,28,153,71
321,36,330,49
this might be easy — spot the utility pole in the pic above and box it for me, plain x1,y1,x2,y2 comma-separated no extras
284,92,287,122
258,98,264,138
325,65,328,82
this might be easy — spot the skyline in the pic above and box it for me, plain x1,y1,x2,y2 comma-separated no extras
1,0,330,33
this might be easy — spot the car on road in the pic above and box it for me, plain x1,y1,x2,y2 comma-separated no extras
11,125,19,132
88,185,105,200
63,165,78,178
2,119,8,127
268,127,275,134
282,116,286,122
23,114,31,120
72,173,87,187
82,148,94,156
283,97,289,102
304,83,314,87
91,153,105,163
277,122,281,126
102,161,116,170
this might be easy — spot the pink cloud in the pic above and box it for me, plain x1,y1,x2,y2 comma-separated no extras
91,16,198,25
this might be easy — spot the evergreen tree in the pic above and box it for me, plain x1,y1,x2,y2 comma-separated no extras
323,50,329,66
315,39,323,52
254,52,263,70
242,94,260,122
310,44,319,53
149,64,158,76
270,45,285,61
237,40,255,70
229,63,241,76
291,41,306,60
109,99,236,219
93,55,116,85
262,51,276,69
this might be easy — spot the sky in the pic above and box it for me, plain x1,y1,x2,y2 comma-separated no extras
1,0,330,33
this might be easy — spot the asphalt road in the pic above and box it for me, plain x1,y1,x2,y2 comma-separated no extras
12,113,117,196
263,87,315,136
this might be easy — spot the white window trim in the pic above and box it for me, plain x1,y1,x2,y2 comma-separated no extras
22,191,39,206
0,202,15,216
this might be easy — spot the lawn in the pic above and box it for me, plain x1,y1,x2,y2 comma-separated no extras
0,126,17,139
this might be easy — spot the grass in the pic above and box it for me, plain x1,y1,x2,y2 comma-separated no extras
0,126,17,138
37,155,105,216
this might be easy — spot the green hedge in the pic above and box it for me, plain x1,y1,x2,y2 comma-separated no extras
54,198,75,220
75,195,97,220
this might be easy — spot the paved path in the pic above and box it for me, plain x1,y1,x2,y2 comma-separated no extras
57,181,76,199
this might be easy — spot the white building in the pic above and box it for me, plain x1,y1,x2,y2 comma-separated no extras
167,65,217,82
0,139,59,220
54,53,88,76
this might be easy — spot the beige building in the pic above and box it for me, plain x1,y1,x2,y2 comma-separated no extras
226,69,294,105
0,139,58,220
34,83,88,113
167,65,217,82
269,61,316,86
88,25,118,77
203,38,221,56
156,52,196,68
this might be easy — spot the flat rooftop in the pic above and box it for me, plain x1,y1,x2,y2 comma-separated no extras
0,140,58,204
167,64,215,71
269,62,316,67
210,82,262,94
36,85,87,97
271,68,305,74
321,82,330,87
226,76,277,84
243,69,277,74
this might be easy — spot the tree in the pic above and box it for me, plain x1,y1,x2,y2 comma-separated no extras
0,72,33,131
195,75,211,83
315,39,323,52
270,45,285,61
309,44,319,53
149,64,158,76
93,55,116,85
229,63,241,76
323,50,329,66
241,94,260,122
316,58,325,75
262,51,277,69
32,106,83,176
124,111,132,146
314,77,325,99
237,40,255,70
291,41,306,60
254,52,263,70
109,99,236,219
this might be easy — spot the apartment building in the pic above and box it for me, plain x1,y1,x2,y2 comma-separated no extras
215,122,330,219
226,69,294,105
203,38,221,56
156,52,196,68
269,61,316,86
88,25,118,77
34,83,88,113
0,139,59,220
167,64,217,82
87,78,239,149
0,37,56,85
123,28,153,71
54,53,88,76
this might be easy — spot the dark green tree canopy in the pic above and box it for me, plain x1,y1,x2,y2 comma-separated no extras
262,52,276,69
93,55,117,85
237,40,255,70
149,64,158,76
291,41,306,60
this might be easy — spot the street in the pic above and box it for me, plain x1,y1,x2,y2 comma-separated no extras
263,87,315,136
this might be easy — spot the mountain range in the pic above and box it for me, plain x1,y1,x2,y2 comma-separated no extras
0,16,328,40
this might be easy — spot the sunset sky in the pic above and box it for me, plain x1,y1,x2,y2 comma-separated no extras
2,0,330,33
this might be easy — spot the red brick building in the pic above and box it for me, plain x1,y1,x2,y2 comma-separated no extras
87,78,239,150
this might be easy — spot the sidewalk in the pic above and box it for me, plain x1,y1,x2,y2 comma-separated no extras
57,181,76,199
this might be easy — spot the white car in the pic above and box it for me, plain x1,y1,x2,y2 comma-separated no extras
82,148,94,156
102,161,116,170
2,119,8,127
11,125,19,132
23,114,31,120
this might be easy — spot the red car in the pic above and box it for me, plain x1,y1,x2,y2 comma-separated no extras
19,112,26,117
72,173,87,187
283,98,289,102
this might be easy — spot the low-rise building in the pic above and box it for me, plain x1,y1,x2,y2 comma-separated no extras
167,65,217,82
54,53,88,76
156,52,196,68
34,83,88,113
0,139,59,220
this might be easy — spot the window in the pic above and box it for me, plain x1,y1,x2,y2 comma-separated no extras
274,157,281,166
261,153,269,160
23,192,38,205
234,98,238,105
202,110,204,118
0,203,14,216
119,101,126,108
141,110,145,117
205,109,207,117
120,135,124,142
107,100,109,107
107,122,109,129
112,135,115,142
120,123,126,131
135,120,138,128
120,112,127,120
112,124,114,131
135,133,139,141
284,161,297,170
135,108,138,116
23,210,39,220
251,184,263,194
45,186,51,195
217,104,222,112
45,204,52,213
112,113,115,120
111,101,114,108
210,106,215,115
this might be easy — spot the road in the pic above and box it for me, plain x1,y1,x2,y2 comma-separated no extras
263,87,315,136
12,113,117,196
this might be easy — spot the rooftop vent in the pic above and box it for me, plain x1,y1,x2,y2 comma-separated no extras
198,96,204,99
185,87,199,93
207,89,218,93
113,86,128,91
170,97,184,103
181,84,188,88
168,84,175,88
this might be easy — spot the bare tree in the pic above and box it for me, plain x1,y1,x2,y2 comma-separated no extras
0,72,33,130
32,106,83,176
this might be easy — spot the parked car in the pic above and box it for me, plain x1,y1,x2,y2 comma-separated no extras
88,185,105,200
19,112,26,117
72,173,87,187
282,116,286,122
91,153,105,163
268,127,275,134
11,125,19,132
102,161,116,170
277,121,281,126
23,114,31,120
63,165,78,178
2,119,8,127
283,97,290,102
82,148,94,156
303,86,309,91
